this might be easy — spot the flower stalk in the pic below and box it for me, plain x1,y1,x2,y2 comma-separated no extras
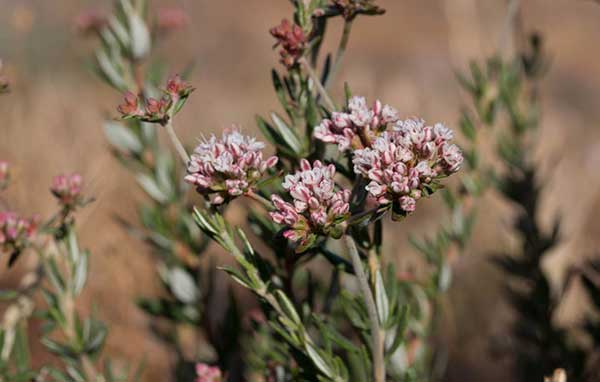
344,234,385,382
299,57,337,111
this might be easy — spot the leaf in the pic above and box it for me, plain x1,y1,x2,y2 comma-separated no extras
375,270,390,325
73,251,89,296
306,343,334,379
270,112,303,155
125,1,151,59
104,121,143,154
275,290,301,326
168,267,199,304
136,173,168,203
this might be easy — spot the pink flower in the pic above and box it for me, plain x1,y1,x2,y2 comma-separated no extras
195,363,222,382
185,129,278,205
156,7,189,32
352,118,463,214
117,91,142,117
0,161,9,190
75,8,108,35
51,173,85,209
270,160,350,251
166,74,194,100
314,96,399,152
270,19,307,68
0,211,38,256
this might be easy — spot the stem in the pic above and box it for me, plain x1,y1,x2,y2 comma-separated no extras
325,19,354,89
498,0,521,57
164,120,190,165
299,57,337,111
246,190,274,211
344,235,385,382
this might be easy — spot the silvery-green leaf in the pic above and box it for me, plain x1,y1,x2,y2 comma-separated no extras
126,6,151,59
73,251,89,296
306,343,334,379
270,112,302,154
96,50,126,91
104,121,143,154
438,262,452,292
375,270,389,325
169,267,199,304
136,173,168,203
108,15,131,48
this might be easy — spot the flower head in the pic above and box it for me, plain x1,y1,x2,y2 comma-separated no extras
51,173,86,210
117,91,172,125
195,363,222,382
185,128,278,205
156,7,189,32
270,160,350,252
0,211,38,259
166,74,195,100
353,118,463,215
331,0,385,20
314,96,399,151
0,161,9,191
0,60,9,94
270,19,308,68
75,8,109,35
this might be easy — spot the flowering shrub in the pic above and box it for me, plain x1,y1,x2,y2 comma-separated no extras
5,1,597,382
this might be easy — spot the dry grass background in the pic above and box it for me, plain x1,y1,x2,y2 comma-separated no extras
1,0,600,381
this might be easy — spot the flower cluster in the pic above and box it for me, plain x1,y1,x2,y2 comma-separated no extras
195,363,222,382
270,160,350,251
352,118,463,214
117,75,194,125
156,7,189,32
51,173,85,210
185,129,278,205
269,19,308,68
0,60,9,94
0,161,9,191
75,9,108,35
0,211,37,256
314,96,399,151
331,0,386,20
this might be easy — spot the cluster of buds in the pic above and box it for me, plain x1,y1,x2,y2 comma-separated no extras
117,75,194,125
330,0,386,20
0,60,9,94
270,160,350,252
269,19,308,68
195,363,223,382
0,161,9,191
0,211,37,257
352,118,463,214
50,173,86,211
184,129,278,205
314,96,399,151
75,8,109,35
155,7,189,33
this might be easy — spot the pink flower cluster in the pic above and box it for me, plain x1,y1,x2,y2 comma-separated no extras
314,96,399,152
0,211,37,255
352,118,463,213
270,160,350,250
0,161,9,190
195,363,222,382
75,9,108,35
332,0,386,20
51,174,84,209
117,75,194,125
269,19,308,68
156,7,189,32
185,129,278,205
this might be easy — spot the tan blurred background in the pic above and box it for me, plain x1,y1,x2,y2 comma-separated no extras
1,0,600,381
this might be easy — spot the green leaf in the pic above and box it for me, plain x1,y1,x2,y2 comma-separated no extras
306,343,334,379
136,173,168,203
168,267,199,304
104,121,143,154
275,290,301,326
270,112,303,155
375,270,389,325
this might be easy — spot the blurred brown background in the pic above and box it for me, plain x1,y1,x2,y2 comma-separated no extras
1,0,600,381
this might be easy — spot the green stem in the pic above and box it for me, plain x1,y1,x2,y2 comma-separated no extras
325,19,354,89
344,235,385,382
299,57,337,111
246,190,274,211
164,120,190,165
